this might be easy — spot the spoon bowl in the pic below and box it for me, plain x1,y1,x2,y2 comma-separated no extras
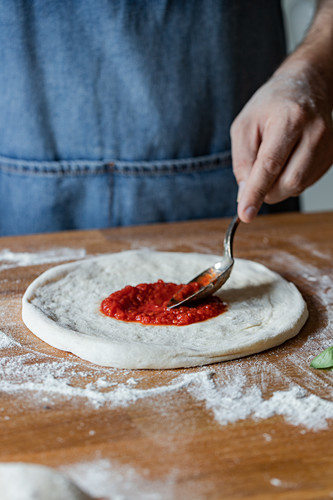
167,215,240,308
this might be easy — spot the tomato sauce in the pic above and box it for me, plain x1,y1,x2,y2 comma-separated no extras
101,279,227,326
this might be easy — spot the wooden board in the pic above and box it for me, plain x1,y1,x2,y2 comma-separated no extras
0,212,332,499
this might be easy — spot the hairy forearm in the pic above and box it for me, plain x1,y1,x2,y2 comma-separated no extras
274,0,333,108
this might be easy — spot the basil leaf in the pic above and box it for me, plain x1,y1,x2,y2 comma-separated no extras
310,346,333,369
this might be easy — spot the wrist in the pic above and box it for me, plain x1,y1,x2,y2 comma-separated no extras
273,52,333,112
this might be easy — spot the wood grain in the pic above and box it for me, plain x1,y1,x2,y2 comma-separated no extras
0,212,332,499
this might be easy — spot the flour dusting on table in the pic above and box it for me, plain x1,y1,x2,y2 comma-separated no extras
1,349,332,431
0,247,86,271
0,246,332,433
0,330,15,349
61,458,179,500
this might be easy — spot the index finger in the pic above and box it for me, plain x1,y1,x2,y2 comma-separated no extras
237,120,300,222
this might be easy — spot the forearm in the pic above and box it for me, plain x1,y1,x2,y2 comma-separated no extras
274,0,333,109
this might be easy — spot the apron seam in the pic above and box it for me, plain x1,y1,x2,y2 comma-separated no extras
0,152,232,176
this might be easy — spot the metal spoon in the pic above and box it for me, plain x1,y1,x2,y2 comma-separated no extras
167,215,240,308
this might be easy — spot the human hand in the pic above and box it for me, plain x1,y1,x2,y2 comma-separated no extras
231,66,333,223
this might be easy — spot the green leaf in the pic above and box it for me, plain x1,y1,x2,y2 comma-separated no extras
310,346,333,369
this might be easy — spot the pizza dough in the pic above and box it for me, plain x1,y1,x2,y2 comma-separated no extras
22,250,308,369
0,463,91,500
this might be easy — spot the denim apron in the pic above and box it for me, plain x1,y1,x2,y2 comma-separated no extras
0,1,290,235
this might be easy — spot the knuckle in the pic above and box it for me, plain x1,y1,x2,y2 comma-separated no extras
231,114,250,137
264,192,277,204
233,158,249,173
288,101,306,120
264,191,284,204
285,102,309,130
252,184,268,202
284,172,307,197
302,119,331,157
289,185,303,197
230,118,241,137
260,155,283,178
312,117,329,141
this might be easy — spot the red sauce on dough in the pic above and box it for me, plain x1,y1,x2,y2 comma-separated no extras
101,280,227,326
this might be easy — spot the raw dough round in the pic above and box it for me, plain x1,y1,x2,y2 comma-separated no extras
22,250,308,369
0,463,91,500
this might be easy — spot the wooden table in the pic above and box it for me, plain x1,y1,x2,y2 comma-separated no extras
0,212,332,499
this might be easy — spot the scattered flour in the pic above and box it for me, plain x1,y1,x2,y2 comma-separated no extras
0,330,16,349
188,366,333,431
61,458,179,500
289,235,331,261
0,244,332,432
0,351,332,431
270,477,297,488
254,386,333,430
0,247,86,271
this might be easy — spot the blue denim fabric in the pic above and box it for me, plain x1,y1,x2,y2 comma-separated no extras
0,153,238,234
0,1,287,235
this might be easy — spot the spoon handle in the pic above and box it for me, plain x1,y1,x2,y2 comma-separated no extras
224,215,240,260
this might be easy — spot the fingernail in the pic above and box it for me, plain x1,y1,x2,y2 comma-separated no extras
244,206,257,222
237,181,246,203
